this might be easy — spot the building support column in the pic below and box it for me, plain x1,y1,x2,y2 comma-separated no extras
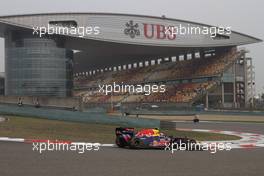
192,52,195,59
205,92,209,109
176,55,179,62
200,50,205,59
221,82,225,108
233,64,237,108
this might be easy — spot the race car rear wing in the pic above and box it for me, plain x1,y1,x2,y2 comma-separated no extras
115,127,135,135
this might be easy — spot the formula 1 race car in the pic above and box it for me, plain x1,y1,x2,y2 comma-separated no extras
115,127,199,150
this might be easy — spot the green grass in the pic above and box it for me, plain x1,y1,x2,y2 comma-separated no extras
0,116,240,143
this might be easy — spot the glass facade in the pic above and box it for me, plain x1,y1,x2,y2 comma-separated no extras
5,36,73,97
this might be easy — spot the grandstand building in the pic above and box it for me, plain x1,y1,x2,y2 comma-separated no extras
0,13,262,109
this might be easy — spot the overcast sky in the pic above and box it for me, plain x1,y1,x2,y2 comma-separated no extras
0,0,263,93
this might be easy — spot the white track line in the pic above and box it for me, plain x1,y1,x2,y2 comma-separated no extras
1,128,264,149
177,128,264,149
0,137,25,142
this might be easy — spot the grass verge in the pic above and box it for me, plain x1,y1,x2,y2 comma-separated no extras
0,116,240,143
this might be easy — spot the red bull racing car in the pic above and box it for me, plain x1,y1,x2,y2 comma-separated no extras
115,127,198,149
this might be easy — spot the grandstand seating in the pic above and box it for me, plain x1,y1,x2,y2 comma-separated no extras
76,81,217,104
74,48,239,104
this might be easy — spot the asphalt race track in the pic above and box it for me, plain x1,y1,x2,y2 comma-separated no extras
176,121,264,134
1,122,264,176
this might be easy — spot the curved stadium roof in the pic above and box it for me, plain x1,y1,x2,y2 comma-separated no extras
0,13,262,71
0,12,262,46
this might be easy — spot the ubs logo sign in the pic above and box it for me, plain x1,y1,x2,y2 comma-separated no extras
124,20,140,38
124,20,176,40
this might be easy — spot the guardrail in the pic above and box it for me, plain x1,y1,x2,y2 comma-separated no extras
0,104,160,128
160,121,176,130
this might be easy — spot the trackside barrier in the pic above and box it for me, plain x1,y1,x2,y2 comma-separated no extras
160,121,176,130
0,104,160,128
128,110,264,116
0,96,81,110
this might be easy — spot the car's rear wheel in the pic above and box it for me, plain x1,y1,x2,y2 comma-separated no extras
116,138,126,148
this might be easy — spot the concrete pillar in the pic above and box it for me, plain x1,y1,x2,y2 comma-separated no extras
192,52,195,59
184,54,187,61
200,51,205,59
205,92,209,109
221,82,225,108
233,64,237,108
243,56,248,108
176,55,180,62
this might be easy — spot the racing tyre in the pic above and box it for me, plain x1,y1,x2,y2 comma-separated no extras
130,139,141,149
116,138,126,148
